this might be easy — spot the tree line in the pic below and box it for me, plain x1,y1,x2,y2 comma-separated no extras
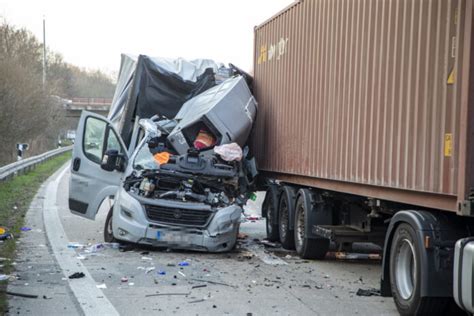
0,20,116,166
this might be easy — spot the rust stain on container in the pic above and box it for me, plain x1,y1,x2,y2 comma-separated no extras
253,0,474,212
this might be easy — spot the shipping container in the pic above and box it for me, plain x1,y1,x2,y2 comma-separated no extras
253,0,474,214
253,1,474,314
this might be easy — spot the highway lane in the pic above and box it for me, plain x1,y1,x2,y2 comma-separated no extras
8,165,398,315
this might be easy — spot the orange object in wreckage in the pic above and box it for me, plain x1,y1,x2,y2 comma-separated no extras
154,152,170,165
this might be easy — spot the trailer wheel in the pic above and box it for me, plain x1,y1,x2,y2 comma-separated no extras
294,190,329,259
390,223,449,315
263,185,280,242
104,206,116,243
278,186,296,250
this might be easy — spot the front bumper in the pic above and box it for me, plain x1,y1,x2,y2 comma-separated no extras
112,187,241,252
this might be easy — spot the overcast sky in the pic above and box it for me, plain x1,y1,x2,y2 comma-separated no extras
0,0,293,76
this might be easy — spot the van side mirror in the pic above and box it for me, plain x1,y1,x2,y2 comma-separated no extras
101,150,126,172
101,150,118,171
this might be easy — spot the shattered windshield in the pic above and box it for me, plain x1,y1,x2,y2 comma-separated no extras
133,142,158,170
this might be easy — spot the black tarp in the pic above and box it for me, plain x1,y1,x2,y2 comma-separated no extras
135,56,216,120
109,54,220,147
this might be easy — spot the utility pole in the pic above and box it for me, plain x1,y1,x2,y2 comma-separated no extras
42,16,46,89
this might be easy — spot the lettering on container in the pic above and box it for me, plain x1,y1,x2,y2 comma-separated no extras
258,37,289,64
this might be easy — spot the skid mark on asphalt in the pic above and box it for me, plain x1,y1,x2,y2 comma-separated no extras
43,165,119,316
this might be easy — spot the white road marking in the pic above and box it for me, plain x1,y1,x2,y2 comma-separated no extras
43,165,119,316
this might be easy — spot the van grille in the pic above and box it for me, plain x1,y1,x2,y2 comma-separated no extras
145,205,212,227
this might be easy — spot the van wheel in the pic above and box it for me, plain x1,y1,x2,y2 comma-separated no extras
263,185,280,242
278,186,296,250
104,207,116,243
390,223,449,315
294,190,329,259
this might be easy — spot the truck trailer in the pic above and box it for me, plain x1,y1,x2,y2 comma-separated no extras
253,0,474,314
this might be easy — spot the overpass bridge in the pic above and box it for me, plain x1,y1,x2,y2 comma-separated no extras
64,97,112,118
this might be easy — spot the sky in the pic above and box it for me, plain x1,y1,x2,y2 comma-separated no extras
0,0,294,76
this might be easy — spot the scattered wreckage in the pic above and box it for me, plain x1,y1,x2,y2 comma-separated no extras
68,55,257,252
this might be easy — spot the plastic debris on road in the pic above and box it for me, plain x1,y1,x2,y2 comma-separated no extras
87,243,105,253
20,227,32,232
96,283,107,289
71,242,120,251
178,261,189,267
0,231,13,241
0,274,9,281
158,270,166,275
67,242,85,249
245,215,260,221
145,267,155,274
259,240,278,248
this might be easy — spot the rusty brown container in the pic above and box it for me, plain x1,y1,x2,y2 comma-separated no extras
253,0,474,213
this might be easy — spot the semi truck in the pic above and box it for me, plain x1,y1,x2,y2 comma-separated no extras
253,0,474,314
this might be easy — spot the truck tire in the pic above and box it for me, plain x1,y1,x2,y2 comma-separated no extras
278,186,296,250
263,185,280,242
294,189,329,259
104,206,117,243
390,223,449,315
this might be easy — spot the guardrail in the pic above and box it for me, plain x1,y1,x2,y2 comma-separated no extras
0,146,72,181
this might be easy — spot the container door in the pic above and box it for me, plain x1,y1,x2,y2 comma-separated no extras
69,111,127,220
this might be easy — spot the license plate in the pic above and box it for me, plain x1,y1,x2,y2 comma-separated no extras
156,230,190,244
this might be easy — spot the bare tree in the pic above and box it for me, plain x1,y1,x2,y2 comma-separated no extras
0,19,114,166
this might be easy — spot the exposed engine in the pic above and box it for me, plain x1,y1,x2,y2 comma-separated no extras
123,145,254,208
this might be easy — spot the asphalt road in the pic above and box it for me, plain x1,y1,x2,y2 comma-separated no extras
8,164,398,315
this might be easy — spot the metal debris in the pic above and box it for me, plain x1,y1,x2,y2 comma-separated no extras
145,292,190,297
5,291,38,299
189,278,236,288
68,272,85,279
356,288,381,297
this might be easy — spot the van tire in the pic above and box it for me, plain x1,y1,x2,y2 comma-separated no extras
104,207,116,243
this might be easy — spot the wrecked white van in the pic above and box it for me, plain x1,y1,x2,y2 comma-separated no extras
68,55,257,252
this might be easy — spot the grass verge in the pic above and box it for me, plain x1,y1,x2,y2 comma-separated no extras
0,152,71,314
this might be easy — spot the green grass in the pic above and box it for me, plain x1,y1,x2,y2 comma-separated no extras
0,152,71,314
